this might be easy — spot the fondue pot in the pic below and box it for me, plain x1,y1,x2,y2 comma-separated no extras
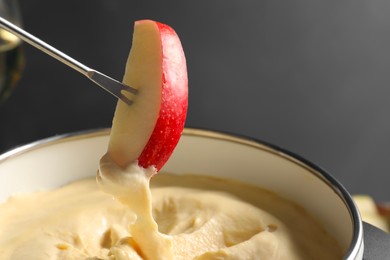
0,128,389,259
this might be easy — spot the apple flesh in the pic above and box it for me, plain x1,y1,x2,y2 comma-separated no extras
107,20,188,172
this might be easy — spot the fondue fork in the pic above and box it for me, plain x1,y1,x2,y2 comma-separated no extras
0,16,137,105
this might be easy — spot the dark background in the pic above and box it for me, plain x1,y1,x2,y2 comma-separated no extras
1,0,390,201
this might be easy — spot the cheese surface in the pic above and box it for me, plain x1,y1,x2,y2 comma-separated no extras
0,159,342,259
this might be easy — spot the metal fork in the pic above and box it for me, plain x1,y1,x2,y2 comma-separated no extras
0,16,137,105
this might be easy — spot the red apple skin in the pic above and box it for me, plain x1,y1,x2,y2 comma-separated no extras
137,22,188,171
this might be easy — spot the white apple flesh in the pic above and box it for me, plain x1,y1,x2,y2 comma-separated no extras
107,20,188,171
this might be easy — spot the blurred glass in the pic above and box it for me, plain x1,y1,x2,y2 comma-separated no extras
0,0,24,104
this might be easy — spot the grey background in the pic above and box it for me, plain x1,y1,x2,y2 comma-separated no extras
0,0,389,201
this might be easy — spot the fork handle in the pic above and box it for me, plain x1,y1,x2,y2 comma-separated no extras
0,16,137,105
0,16,91,76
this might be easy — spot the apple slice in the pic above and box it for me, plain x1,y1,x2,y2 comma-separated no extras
107,20,188,171
353,195,389,232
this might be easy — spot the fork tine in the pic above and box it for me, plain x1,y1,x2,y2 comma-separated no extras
88,70,137,105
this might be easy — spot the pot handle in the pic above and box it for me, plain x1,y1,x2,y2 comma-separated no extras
363,222,390,259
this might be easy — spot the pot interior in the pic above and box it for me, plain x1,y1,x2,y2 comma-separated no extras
0,128,361,257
